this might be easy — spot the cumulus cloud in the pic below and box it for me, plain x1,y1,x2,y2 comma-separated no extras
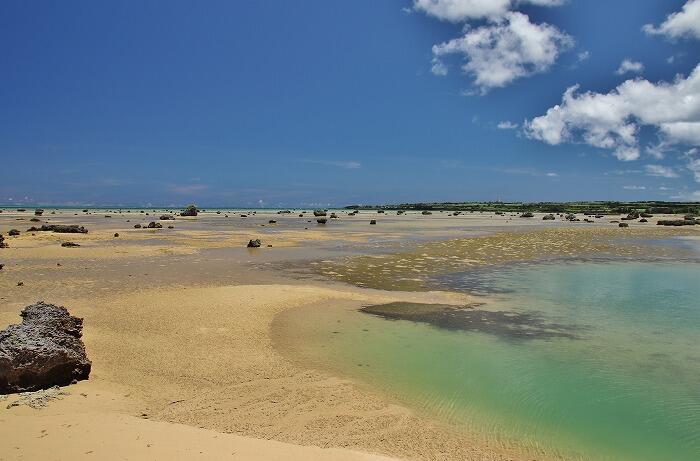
497,120,519,129
615,59,644,75
643,0,700,40
525,64,700,161
644,164,679,178
414,1,571,91
431,12,572,91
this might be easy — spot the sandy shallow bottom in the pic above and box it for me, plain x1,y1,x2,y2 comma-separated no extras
1,209,699,460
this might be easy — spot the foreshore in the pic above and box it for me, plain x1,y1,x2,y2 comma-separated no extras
1,208,698,461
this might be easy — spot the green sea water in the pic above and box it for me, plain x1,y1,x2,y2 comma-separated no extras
276,261,700,460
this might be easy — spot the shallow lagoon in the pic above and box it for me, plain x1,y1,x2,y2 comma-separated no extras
278,261,700,460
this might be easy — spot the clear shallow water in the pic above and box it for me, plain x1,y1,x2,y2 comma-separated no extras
276,261,700,460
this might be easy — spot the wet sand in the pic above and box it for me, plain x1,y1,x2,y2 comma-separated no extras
1,208,698,461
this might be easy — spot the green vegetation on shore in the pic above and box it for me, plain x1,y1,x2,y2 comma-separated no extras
345,201,700,215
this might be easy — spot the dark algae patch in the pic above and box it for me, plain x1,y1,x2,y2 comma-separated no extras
360,302,583,341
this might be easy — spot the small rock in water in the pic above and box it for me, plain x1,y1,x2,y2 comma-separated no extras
247,239,262,248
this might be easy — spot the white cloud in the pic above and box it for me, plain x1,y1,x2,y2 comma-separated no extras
414,1,570,91
623,185,646,190
497,120,519,129
545,172,559,177
431,58,449,76
643,0,700,40
413,0,512,21
525,64,700,161
615,59,644,75
686,148,700,182
412,0,564,21
432,12,572,92
644,164,679,178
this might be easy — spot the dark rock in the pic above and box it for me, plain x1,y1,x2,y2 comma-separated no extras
542,214,555,220
0,264,4,270
30,218,41,222
0,234,6,248
377,210,385,214
0,302,91,394
27,225,88,234
146,222,162,229
34,209,44,216
17,281,23,286
61,242,80,248
421,211,432,215
268,220,277,224
330,213,338,219
8,229,20,236
639,218,648,223
657,219,698,226
618,223,629,228
247,239,261,248
17,209,26,212
180,205,198,217
167,225,174,229
134,224,142,229
370,220,377,225
397,210,405,215
317,218,328,224
159,215,174,221
114,233,119,237
520,212,534,218
313,210,327,217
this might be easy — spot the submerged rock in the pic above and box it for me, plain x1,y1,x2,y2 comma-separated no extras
0,302,91,394
247,239,261,248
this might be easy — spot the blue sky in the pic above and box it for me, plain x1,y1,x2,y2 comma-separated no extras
1,0,699,207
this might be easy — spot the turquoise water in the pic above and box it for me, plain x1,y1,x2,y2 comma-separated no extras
278,261,700,460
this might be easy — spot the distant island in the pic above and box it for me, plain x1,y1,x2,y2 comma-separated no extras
345,201,700,215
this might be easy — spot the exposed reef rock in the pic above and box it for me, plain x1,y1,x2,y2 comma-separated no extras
27,224,88,234
0,302,91,394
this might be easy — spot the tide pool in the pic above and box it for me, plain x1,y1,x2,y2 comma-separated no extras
276,262,700,460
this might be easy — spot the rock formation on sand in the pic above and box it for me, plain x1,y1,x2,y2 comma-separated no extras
520,212,534,218
0,302,91,394
0,234,6,248
180,205,198,217
60,242,81,247
8,229,20,236
316,218,328,224
313,210,327,217
27,224,88,234
543,214,555,220
247,239,261,248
